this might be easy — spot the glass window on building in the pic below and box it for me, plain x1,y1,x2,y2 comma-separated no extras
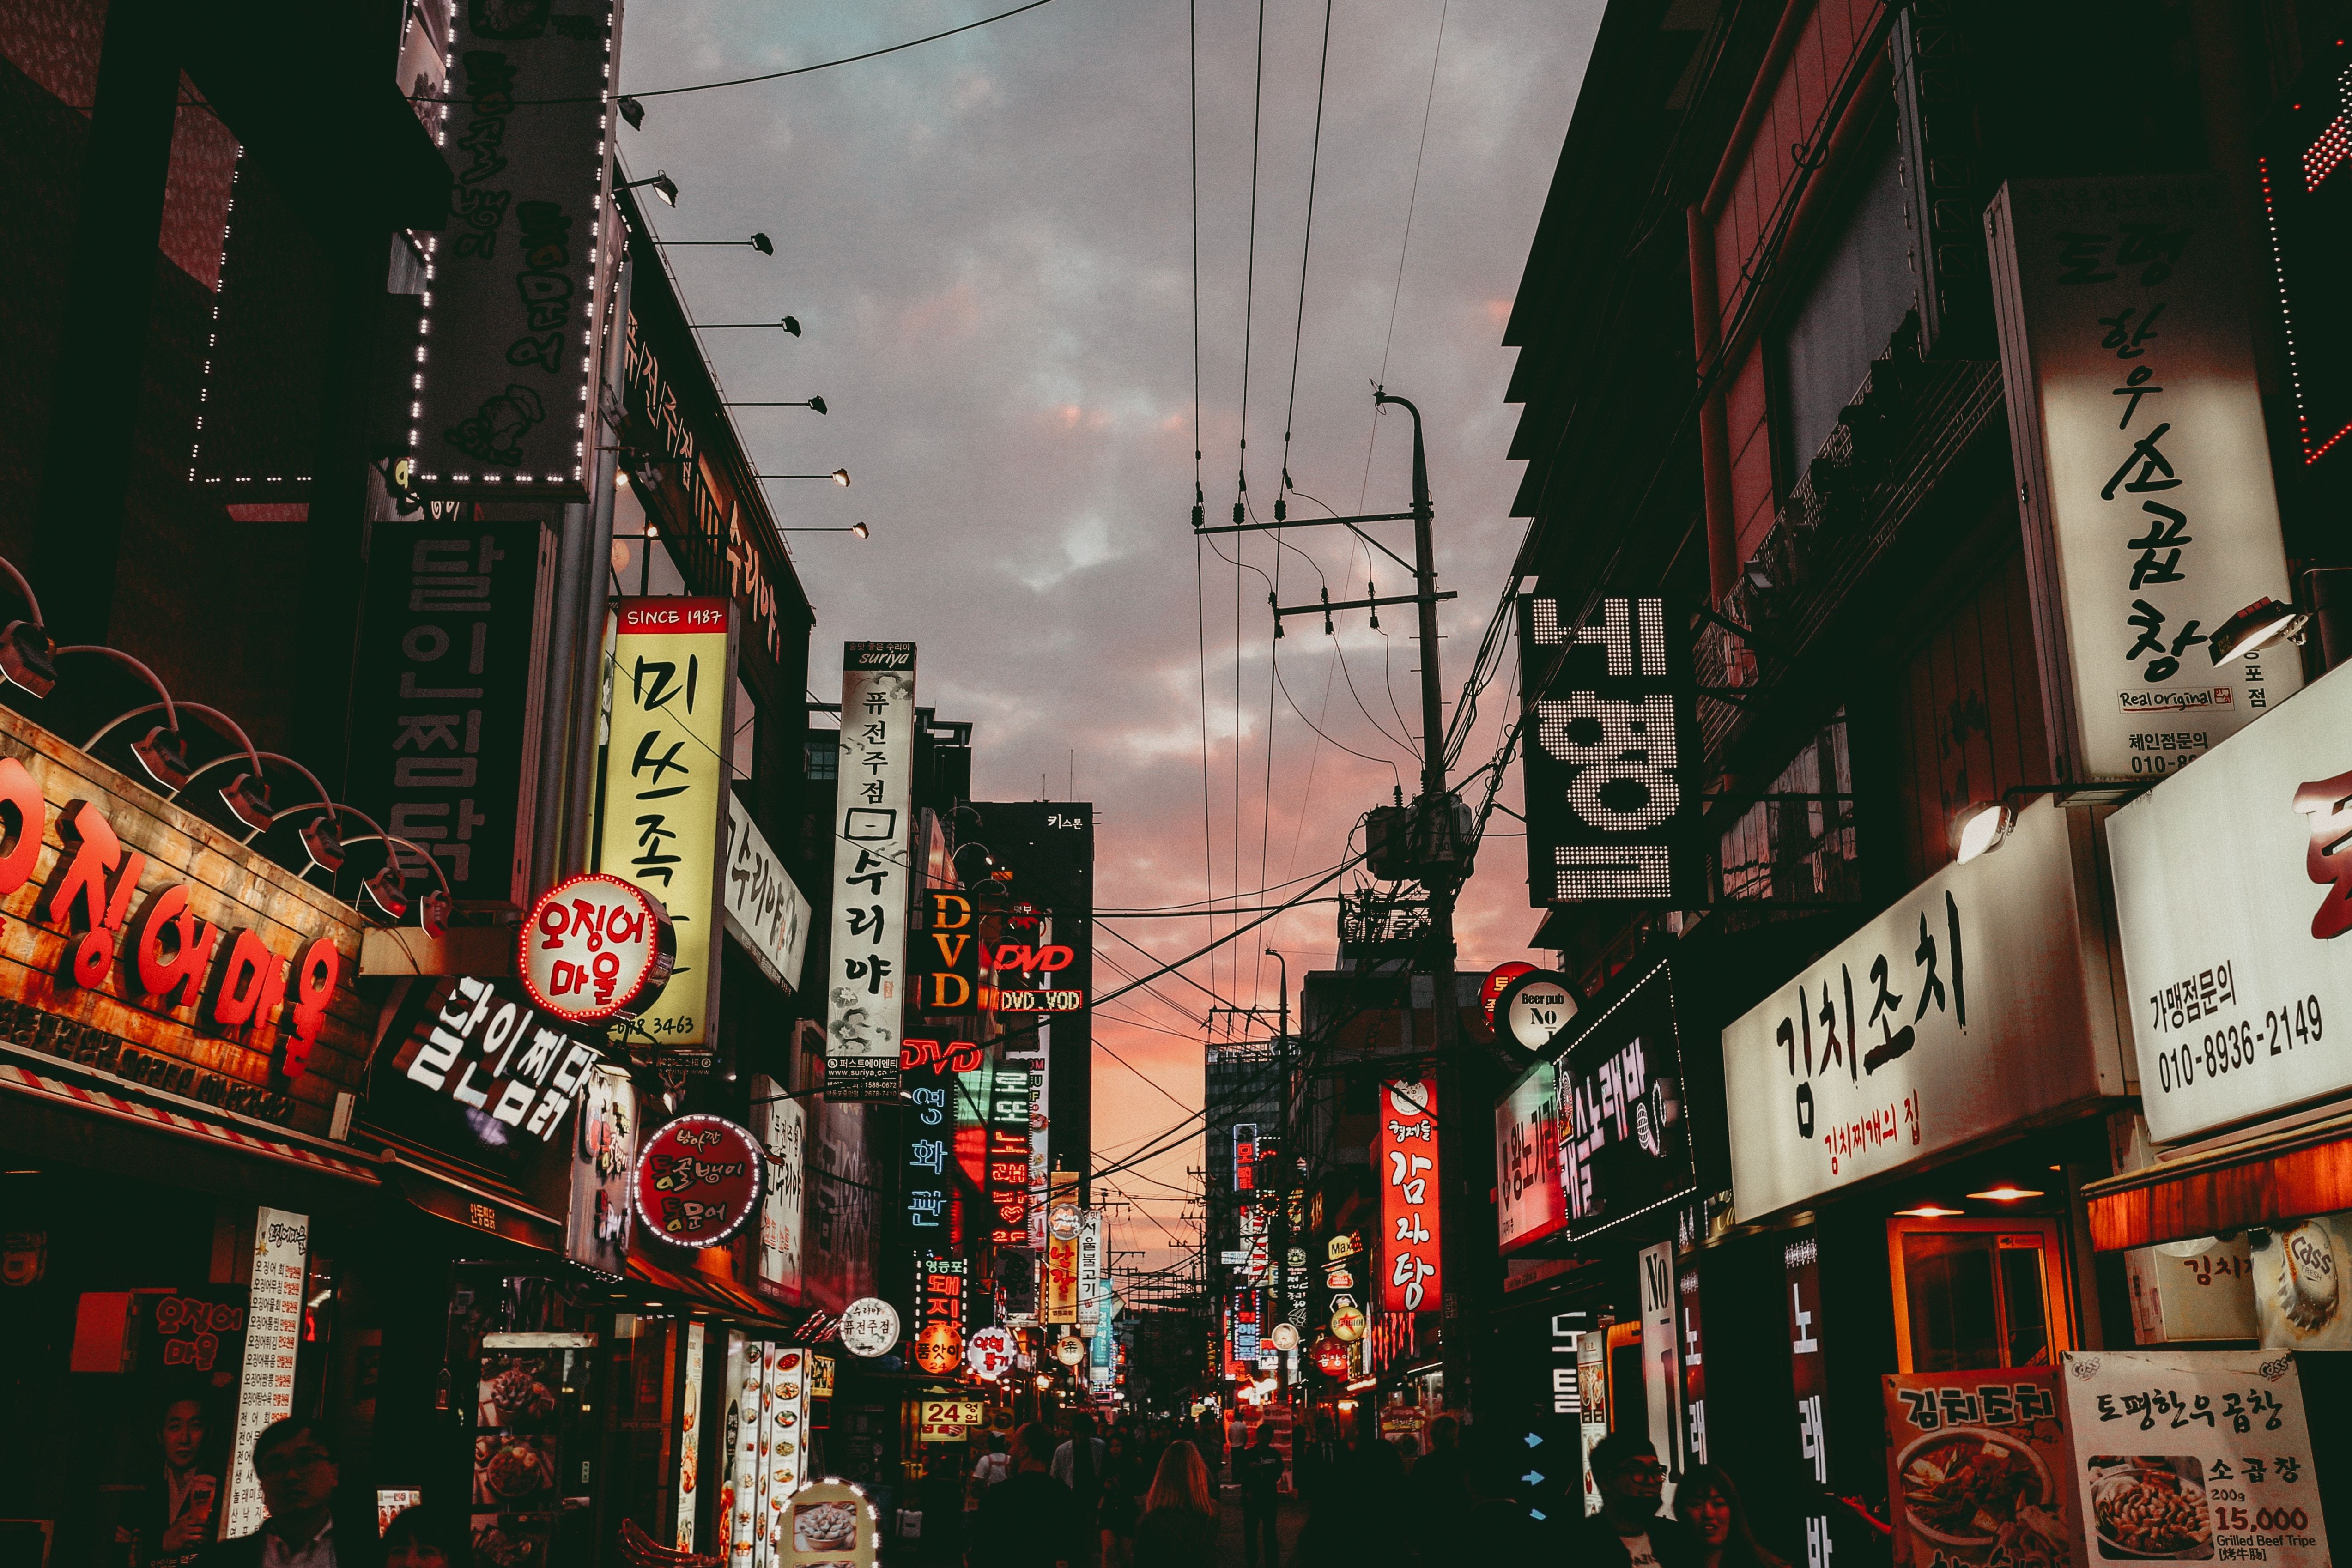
1715,714,1859,903
1889,1217,2069,1373
1773,134,1915,481
804,734,838,781
608,480,687,598
732,675,757,782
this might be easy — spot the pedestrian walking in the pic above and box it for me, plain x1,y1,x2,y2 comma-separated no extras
1054,1412,1109,1567
1236,1421,1285,1568
1193,1409,1225,1484
1131,1441,1218,1568
968,1423,1085,1568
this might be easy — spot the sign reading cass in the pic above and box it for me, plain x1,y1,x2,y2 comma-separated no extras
1518,595,1698,905
2107,665,2352,1143
1722,799,2131,1220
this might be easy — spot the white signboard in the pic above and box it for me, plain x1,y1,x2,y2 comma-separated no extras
1495,1058,1565,1253
224,1207,309,1538
1988,176,2301,781
677,1320,706,1551
1077,1208,1104,1316
838,1296,901,1357
2109,665,2352,1143
725,794,812,995
1638,1241,1681,1479
751,1074,806,1304
1722,799,2131,1219
824,643,915,1100
2060,1349,2328,1568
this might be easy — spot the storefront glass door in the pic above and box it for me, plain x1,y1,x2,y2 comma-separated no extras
1888,1218,2069,1373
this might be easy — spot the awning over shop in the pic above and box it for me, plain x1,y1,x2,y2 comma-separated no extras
380,1149,565,1254
2084,1108,2352,1251
0,1060,382,1185
625,1251,793,1328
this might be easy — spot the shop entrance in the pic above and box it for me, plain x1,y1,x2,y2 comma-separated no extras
1886,1217,2070,1373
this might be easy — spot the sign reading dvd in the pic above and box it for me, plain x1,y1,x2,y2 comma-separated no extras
521,872,674,1023
632,1114,762,1248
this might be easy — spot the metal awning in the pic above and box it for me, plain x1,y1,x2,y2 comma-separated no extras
2084,1107,2352,1251
0,1061,381,1185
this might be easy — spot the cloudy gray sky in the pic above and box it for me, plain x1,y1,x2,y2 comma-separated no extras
618,0,1600,1272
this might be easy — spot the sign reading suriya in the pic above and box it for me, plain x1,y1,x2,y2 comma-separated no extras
1721,800,2133,1219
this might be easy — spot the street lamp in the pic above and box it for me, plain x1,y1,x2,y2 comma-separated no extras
695,316,801,335
758,469,850,486
617,170,679,207
725,397,826,414
660,233,775,254
781,522,870,539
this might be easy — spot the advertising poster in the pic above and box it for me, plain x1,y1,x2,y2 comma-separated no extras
2059,1350,2328,1568
223,1208,308,1539
720,1331,748,1568
121,1289,248,1567
739,1342,811,1567
1579,1329,1607,1517
786,1479,874,1565
1638,1243,1681,1474
1496,1057,1565,1252
565,1063,636,1276
677,1321,706,1551
1884,1367,2078,1568
1045,1172,1081,1325
599,598,737,1059
1377,1079,1441,1312
824,642,916,1100
470,1330,590,1564
751,1075,806,1304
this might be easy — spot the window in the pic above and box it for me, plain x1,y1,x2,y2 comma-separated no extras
732,675,757,782
1776,135,1915,481
1716,715,1859,903
607,484,686,598
1889,1217,2070,1373
804,735,838,781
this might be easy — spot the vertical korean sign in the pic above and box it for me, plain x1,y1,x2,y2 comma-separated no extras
987,1063,1033,1245
2060,1350,2327,1568
1517,595,1700,903
599,599,733,1063
1988,176,2301,782
224,1208,309,1538
676,1320,706,1551
1045,1171,1081,1325
751,1074,805,1304
411,0,615,493
824,642,915,1101
1786,1232,1832,1568
1378,1080,1440,1313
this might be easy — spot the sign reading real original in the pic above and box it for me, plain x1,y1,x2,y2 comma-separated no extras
2108,665,2352,1143
1722,800,2132,1219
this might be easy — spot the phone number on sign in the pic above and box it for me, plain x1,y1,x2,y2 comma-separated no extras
2150,996,2323,1095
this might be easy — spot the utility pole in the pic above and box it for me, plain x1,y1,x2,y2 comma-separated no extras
1200,384,1471,1419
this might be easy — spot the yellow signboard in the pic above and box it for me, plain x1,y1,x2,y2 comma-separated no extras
597,599,735,1056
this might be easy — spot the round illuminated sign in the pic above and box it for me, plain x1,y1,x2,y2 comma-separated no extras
1055,1335,1085,1366
521,872,675,1023
1310,1335,1350,1377
1269,1322,1300,1352
839,1296,901,1358
635,1114,762,1250
914,1321,964,1375
1478,962,1537,1036
1497,968,1579,1054
1328,1297,1367,1343
632,1114,763,1248
966,1325,1017,1380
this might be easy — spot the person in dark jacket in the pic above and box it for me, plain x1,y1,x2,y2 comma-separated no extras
196,1421,382,1568
1567,1433,1702,1568
1234,1423,1285,1568
968,1422,1084,1568
1131,1441,1218,1568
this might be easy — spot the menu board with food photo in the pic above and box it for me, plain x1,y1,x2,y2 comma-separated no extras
2059,1350,2329,1568
1885,1368,2079,1568
785,1479,875,1567
470,1336,592,1568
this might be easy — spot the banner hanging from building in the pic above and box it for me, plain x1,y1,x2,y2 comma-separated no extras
1045,1171,1081,1324
1517,594,1700,905
1988,175,2302,781
1378,1079,1441,1313
598,599,735,1062
724,795,811,997
751,1075,805,1304
824,642,915,1100
410,0,616,495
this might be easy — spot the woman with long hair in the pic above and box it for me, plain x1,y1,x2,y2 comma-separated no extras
1131,1440,1218,1568
1675,1465,1792,1568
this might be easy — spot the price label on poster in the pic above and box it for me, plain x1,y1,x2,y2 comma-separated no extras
2059,1350,2328,1568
